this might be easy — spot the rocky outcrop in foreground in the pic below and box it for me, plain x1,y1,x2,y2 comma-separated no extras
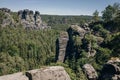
0,72,28,80
0,66,71,80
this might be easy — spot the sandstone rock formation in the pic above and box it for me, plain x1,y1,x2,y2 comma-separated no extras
83,64,98,80
0,66,71,80
26,66,71,80
0,8,11,13
68,25,96,57
70,25,86,38
81,23,90,31
0,8,49,29
101,58,120,80
18,9,49,29
56,32,69,62
0,72,28,80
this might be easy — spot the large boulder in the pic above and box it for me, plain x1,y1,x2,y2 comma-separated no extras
56,32,69,62
0,72,28,80
0,66,71,80
69,25,86,38
83,64,98,80
26,66,71,80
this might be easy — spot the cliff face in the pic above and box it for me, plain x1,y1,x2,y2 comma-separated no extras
55,25,106,80
0,8,50,29
0,66,71,80
18,9,48,29
56,32,69,62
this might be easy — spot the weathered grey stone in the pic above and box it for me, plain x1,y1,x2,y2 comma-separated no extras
26,66,71,80
70,25,86,38
0,72,28,80
57,32,69,62
0,8,49,29
34,11,41,27
0,8,11,13
18,9,48,29
29,10,34,22
0,66,71,80
83,64,98,80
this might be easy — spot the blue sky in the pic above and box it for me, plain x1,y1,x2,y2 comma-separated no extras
0,0,120,15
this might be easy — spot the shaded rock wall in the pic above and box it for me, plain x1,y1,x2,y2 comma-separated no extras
66,25,88,58
56,32,69,62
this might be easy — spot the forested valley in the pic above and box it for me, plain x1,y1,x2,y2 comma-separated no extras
0,2,120,80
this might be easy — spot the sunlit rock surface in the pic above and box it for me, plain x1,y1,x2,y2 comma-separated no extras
0,66,71,80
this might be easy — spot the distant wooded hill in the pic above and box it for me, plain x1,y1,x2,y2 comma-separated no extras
41,15,94,30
